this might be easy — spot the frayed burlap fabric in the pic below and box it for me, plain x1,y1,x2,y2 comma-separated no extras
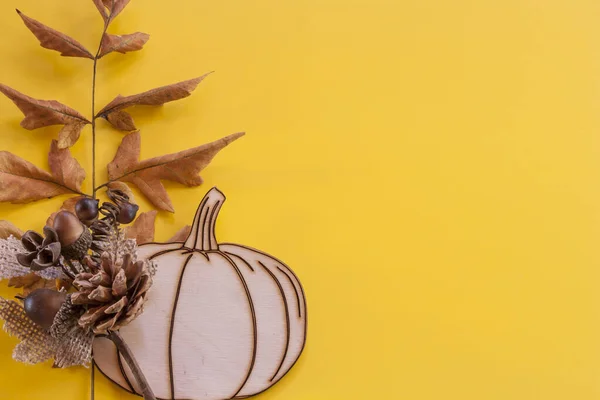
50,295,94,368
0,296,93,367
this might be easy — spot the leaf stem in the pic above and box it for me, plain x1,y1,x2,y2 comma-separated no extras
108,330,157,400
92,21,110,199
94,182,109,192
90,363,95,400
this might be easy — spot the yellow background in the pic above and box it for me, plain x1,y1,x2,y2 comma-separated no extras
0,0,599,398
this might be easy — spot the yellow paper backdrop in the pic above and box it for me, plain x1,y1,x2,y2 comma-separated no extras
1,0,600,399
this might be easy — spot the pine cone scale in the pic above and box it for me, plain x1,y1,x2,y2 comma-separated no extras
79,304,111,326
73,252,153,335
112,269,127,297
88,285,113,302
105,296,128,314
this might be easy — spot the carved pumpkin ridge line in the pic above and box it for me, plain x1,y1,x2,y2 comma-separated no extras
224,252,254,272
169,253,194,399
148,247,179,261
199,201,211,250
223,242,308,319
277,267,302,319
221,252,258,398
116,348,136,393
207,201,220,250
256,260,291,382
187,194,209,251
280,264,308,323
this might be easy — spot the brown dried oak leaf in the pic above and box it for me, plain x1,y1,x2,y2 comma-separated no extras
93,0,131,23
169,225,191,242
57,121,88,149
17,10,93,59
0,84,90,148
99,32,149,58
0,140,85,203
8,272,62,297
46,196,85,227
107,131,244,212
97,75,211,131
124,210,157,245
105,110,136,131
0,221,23,240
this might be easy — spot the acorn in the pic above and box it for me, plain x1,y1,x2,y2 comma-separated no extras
53,211,92,260
117,202,139,224
75,198,99,222
23,288,67,329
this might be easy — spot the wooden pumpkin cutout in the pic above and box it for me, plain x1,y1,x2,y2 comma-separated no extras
93,188,307,400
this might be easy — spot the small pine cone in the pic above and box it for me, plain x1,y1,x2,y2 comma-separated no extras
72,252,152,334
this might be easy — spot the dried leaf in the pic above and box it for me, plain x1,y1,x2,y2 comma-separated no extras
97,74,211,119
92,0,132,22
16,10,93,59
124,211,157,245
105,110,136,131
107,182,136,204
0,221,23,240
48,141,86,192
169,225,191,242
107,131,244,212
46,196,84,226
0,84,90,130
92,0,108,21
105,0,131,22
57,122,87,149
0,142,85,204
99,32,149,58
8,272,56,297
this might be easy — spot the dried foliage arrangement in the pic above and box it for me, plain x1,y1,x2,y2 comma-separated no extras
0,1,244,399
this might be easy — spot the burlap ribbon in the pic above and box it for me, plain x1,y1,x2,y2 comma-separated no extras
0,296,93,367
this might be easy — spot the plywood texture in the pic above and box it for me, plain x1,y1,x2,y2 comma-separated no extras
94,188,307,400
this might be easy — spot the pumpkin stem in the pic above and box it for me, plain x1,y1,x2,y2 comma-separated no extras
108,330,157,400
184,187,226,251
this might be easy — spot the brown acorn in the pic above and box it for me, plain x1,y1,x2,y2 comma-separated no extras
75,198,99,223
23,288,67,329
53,211,92,260
117,202,139,224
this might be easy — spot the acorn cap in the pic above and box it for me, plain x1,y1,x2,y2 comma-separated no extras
61,229,92,260
53,211,92,260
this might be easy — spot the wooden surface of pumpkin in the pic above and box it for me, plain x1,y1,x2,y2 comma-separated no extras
93,188,307,400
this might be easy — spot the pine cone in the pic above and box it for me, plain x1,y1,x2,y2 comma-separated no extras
71,252,152,334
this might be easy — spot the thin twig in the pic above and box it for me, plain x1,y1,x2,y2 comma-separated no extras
109,330,157,400
94,182,109,192
92,20,110,199
90,363,95,400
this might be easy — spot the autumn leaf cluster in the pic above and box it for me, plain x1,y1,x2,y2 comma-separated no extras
0,0,243,215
